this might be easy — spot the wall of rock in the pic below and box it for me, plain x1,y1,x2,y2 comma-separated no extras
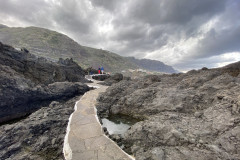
0,42,89,123
0,42,90,159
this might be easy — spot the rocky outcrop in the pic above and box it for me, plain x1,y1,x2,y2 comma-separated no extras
0,42,90,123
0,42,88,85
97,62,240,159
0,67,89,123
98,73,126,86
0,42,90,159
0,96,79,160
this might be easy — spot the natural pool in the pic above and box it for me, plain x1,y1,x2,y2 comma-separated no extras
101,114,140,135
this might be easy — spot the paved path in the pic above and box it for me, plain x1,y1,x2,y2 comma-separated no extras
63,76,134,160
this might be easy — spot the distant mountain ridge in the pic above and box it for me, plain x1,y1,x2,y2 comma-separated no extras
0,24,177,73
126,57,178,73
0,24,8,29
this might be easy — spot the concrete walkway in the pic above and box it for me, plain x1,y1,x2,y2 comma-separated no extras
63,76,133,160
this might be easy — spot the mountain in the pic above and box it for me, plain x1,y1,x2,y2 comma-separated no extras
0,25,138,72
0,24,8,29
0,25,177,73
126,57,178,73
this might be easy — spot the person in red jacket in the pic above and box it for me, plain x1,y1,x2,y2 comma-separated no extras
98,68,101,74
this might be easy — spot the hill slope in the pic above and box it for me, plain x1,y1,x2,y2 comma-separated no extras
0,25,177,73
0,25,139,72
126,57,178,73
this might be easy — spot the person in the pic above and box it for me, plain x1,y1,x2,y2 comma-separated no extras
98,67,101,74
89,66,93,75
101,66,104,74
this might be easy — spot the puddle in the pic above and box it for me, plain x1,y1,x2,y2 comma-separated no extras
101,114,140,135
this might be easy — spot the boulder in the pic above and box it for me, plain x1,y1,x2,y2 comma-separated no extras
98,73,125,86
111,73,123,81
92,74,110,81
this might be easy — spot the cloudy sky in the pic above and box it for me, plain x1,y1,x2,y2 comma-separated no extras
0,0,239,71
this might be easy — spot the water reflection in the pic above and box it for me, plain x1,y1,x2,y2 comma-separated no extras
101,114,140,135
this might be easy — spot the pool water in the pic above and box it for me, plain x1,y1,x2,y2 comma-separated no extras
101,114,140,135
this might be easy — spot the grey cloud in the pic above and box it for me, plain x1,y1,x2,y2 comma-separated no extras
0,0,48,16
193,27,240,59
173,52,240,71
53,1,91,33
127,0,227,25
0,0,52,26
109,22,168,57
108,0,229,60
0,0,239,71
89,0,119,11
111,23,149,41
183,1,240,61
0,0,95,33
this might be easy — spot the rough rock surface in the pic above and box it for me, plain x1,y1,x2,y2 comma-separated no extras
0,42,89,123
0,42,88,85
0,73,89,123
97,62,240,159
0,42,90,159
92,74,111,81
98,73,125,86
0,96,79,160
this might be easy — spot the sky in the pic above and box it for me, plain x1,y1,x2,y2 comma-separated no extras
0,0,239,71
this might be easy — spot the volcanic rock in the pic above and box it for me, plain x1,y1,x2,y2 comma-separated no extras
0,96,79,160
0,42,90,159
97,62,240,159
0,42,88,85
0,42,89,123
92,74,110,81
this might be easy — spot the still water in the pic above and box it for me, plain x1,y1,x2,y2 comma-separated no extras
101,114,140,135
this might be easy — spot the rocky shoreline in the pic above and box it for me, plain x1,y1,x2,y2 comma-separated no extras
97,62,240,159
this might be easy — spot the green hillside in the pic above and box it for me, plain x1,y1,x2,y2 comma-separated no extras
0,25,138,72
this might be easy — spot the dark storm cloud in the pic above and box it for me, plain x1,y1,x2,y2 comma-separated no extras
193,27,240,59
176,0,240,69
52,0,91,33
0,0,239,71
108,0,232,60
127,0,227,25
